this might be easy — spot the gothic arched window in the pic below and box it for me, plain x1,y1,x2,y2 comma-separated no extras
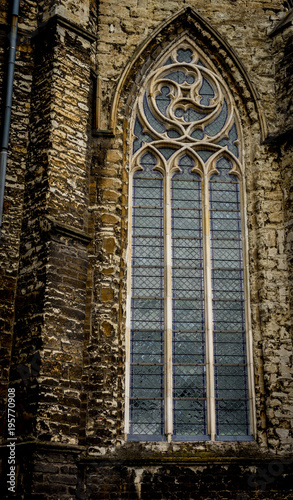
125,39,255,442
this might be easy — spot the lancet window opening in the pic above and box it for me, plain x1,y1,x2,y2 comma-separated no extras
125,38,255,442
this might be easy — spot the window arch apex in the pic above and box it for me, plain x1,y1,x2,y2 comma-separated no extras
112,9,267,140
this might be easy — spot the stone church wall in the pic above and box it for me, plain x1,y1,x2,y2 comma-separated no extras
0,0,292,498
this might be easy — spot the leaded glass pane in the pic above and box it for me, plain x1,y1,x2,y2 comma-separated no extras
215,399,249,437
191,129,204,140
156,86,171,117
131,331,163,364
209,157,250,438
167,129,182,139
130,155,164,438
175,107,205,122
133,117,153,154
131,364,164,398
173,399,207,437
217,123,239,158
143,94,166,133
130,399,164,437
171,162,207,438
204,99,228,136
164,56,173,66
196,150,215,162
164,70,195,85
157,147,177,160
199,77,215,106
177,48,193,63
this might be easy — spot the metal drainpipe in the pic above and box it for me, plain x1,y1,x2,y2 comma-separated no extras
0,0,20,236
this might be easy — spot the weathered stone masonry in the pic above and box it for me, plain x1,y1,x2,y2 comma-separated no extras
0,0,292,498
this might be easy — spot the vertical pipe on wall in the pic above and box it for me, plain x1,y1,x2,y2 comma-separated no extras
0,0,20,236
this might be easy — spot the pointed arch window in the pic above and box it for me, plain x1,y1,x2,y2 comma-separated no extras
125,39,255,442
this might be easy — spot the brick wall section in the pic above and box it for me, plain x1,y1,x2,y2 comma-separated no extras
0,444,81,499
272,15,293,333
30,449,80,498
251,143,292,452
272,15,293,135
1,444,292,499
35,228,90,442
84,135,123,447
268,12,293,453
9,20,56,439
9,18,94,443
0,0,37,439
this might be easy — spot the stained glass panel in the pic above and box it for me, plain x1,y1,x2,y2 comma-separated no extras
217,123,239,158
130,153,165,438
171,155,207,438
177,48,193,63
209,157,250,438
156,86,171,117
199,78,215,106
133,117,154,153
143,94,166,134
204,100,228,137
164,70,195,85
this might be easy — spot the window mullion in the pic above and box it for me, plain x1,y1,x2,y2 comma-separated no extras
164,172,173,442
203,172,216,440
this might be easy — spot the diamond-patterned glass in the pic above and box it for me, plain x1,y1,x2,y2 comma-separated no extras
156,86,171,117
214,338,246,365
196,150,215,162
175,107,205,122
157,147,177,160
133,117,154,153
173,364,205,389
130,399,164,437
204,99,228,136
143,94,166,133
215,399,249,437
210,157,250,437
173,399,207,437
131,364,164,398
177,48,193,63
130,155,164,437
171,162,207,438
191,129,204,140
199,78,215,106
164,70,195,85
167,129,182,139
216,123,239,158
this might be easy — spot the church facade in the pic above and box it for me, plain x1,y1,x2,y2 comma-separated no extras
0,0,292,498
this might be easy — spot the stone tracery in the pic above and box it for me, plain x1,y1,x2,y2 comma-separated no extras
132,40,241,179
